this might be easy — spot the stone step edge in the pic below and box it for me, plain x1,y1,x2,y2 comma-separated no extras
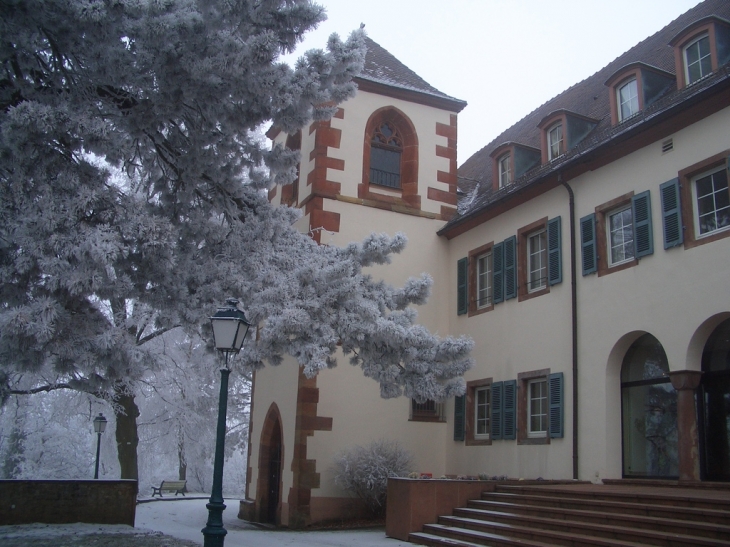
439,514,730,547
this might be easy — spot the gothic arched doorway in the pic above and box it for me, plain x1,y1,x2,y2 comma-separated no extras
256,404,283,524
699,317,730,481
621,334,678,478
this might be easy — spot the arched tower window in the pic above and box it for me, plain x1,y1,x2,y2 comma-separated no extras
370,122,403,189
620,334,678,478
361,107,420,209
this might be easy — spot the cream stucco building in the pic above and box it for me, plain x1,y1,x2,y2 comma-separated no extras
242,0,730,527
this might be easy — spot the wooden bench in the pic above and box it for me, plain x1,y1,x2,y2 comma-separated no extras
151,480,187,498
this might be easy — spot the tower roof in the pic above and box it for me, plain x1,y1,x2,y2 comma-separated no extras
357,37,467,111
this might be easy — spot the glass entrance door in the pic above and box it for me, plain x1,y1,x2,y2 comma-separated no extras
621,334,678,478
700,317,730,481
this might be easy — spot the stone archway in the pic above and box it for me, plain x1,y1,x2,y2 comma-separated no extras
619,333,678,478
255,403,284,524
697,315,730,481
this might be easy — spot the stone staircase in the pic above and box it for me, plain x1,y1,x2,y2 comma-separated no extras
409,483,730,547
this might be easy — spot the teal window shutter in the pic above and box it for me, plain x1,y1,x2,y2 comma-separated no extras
491,381,503,439
580,213,597,275
548,372,564,438
632,190,654,258
504,236,517,300
547,216,562,285
493,242,504,304
503,380,517,440
659,178,683,249
457,257,468,315
454,395,466,441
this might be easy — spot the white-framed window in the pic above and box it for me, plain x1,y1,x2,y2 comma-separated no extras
693,166,730,237
547,123,564,160
474,386,490,439
684,33,712,85
528,378,548,438
498,153,512,188
527,229,547,292
617,78,639,121
476,251,493,309
607,205,635,265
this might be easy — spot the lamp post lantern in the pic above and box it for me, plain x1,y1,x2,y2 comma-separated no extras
92,413,107,480
202,299,252,547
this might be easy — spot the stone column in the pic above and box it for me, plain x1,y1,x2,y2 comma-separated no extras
668,370,703,482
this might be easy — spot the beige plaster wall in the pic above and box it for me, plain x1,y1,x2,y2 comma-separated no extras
445,186,573,480
573,105,730,481
309,201,453,497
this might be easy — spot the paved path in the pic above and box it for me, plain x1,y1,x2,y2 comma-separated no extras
136,497,411,547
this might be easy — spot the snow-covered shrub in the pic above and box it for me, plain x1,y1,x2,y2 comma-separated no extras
333,439,413,516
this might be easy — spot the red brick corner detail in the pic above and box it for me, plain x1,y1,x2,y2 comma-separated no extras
430,114,459,204
288,369,333,528
307,117,344,200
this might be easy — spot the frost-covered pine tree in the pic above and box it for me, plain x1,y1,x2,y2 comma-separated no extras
0,0,473,482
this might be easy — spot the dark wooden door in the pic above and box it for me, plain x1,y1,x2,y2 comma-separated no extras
265,421,281,523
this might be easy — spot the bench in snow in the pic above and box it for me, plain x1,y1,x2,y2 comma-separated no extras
151,480,187,497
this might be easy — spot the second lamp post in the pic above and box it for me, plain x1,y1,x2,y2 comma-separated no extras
92,413,107,480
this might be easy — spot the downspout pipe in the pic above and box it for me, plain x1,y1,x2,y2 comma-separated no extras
560,175,579,480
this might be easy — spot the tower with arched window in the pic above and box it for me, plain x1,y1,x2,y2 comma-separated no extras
249,37,466,526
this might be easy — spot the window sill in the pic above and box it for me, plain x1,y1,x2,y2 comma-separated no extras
598,257,638,277
518,436,550,445
369,182,403,193
519,286,549,302
409,416,446,423
466,437,491,446
469,304,494,317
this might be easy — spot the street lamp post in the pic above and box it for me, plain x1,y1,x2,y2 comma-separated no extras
202,299,252,547
92,413,107,480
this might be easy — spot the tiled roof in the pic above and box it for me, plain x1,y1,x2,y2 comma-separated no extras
359,37,466,106
448,0,730,230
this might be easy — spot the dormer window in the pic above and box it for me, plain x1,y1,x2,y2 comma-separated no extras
684,33,712,84
605,63,674,125
489,143,540,192
538,111,598,164
370,122,402,189
547,123,564,160
498,153,512,188
617,78,639,121
670,16,730,90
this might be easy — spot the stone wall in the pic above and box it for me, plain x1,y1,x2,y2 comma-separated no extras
0,480,137,526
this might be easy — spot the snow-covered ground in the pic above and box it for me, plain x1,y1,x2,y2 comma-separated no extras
0,497,412,547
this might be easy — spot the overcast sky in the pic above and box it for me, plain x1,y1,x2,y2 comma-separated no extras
288,0,701,165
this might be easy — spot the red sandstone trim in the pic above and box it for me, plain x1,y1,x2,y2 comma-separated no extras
305,114,345,241
427,186,457,205
432,115,459,205
245,370,257,500
288,369,333,528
